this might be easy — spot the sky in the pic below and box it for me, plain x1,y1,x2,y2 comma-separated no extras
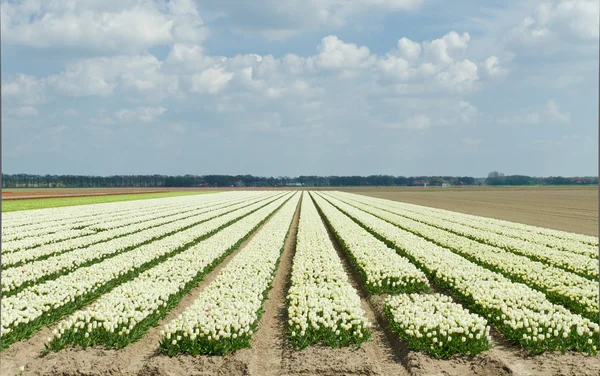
1,0,598,177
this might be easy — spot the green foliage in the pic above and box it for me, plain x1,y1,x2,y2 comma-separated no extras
2,192,214,212
383,304,490,359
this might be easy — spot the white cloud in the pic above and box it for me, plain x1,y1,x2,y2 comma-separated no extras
312,36,376,70
483,56,509,77
433,59,479,93
497,99,570,125
47,55,178,99
378,56,413,80
546,99,570,123
198,0,426,41
457,101,479,124
512,0,599,45
116,106,167,123
2,74,46,105
191,67,234,94
396,37,422,60
0,0,208,53
423,31,470,64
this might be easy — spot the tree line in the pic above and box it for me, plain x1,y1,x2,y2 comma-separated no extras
1,173,597,188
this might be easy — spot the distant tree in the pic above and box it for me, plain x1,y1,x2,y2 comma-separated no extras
487,171,505,178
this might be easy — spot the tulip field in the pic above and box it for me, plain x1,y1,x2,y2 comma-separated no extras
1,190,599,375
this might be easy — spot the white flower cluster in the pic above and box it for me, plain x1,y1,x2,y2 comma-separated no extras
2,196,210,248
390,201,596,258
160,193,300,355
287,194,371,349
384,293,490,358
1,192,283,344
335,193,597,279
334,191,598,252
2,228,99,253
311,193,429,294
2,194,276,293
2,192,220,234
323,193,599,355
328,195,598,320
3,193,266,266
47,193,294,351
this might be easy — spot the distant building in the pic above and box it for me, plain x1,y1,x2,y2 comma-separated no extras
233,180,245,187
285,182,303,187
413,180,427,187
442,182,451,187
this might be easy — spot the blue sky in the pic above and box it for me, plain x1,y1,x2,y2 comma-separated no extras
2,0,598,177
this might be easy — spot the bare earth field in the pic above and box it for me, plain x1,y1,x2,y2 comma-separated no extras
1,188,598,376
340,186,598,237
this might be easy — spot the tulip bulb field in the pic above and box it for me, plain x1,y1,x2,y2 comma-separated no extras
1,190,599,376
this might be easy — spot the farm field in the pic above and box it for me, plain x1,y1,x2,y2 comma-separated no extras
1,190,599,376
1,191,216,212
343,186,598,237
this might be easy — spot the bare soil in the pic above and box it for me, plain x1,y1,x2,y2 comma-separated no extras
2,189,598,376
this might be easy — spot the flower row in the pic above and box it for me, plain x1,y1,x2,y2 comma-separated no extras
311,193,430,294
2,195,210,243
399,201,595,258
3,192,260,254
323,194,599,355
384,293,490,359
0,193,285,348
2,193,281,295
337,192,597,258
335,194,597,280
159,193,300,355
2,228,99,253
333,191,598,247
3,193,269,269
46,193,294,351
287,194,371,349
2,191,222,231
329,195,599,320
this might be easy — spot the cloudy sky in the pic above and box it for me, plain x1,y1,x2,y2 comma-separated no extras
2,0,598,177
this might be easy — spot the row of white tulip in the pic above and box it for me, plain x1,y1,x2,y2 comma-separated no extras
384,293,490,358
2,191,223,231
333,191,598,248
333,194,597,280
0,192,286,347
1,194,221,242
323,194,599,355
3,193,270,269
335,192,597,258
311,193,429,294
3,193,258,252
3,228,99,253
46,193,295,351
287,193,371,349
397,201,595,258
87,194,255,231
326,194,599,320
159,193,300,355
2,193,281,294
